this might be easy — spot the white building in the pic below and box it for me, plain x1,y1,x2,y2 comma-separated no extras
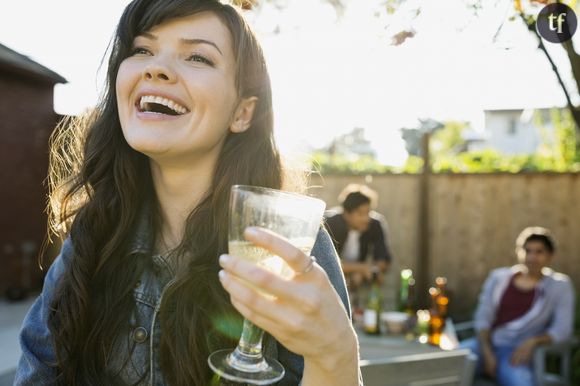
466,108,560,155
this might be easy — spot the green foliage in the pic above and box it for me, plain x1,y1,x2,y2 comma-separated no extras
430,121,469,157
312,152,426,174
538,109,580,168
428,110,580,173
426,116,579,172
312,109,580,174
311,152,396,174
402,155,423,173
431,150,580,173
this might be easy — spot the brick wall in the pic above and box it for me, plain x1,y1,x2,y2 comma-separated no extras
0,74,59,296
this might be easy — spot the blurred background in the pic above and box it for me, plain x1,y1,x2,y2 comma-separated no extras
1,0,579,382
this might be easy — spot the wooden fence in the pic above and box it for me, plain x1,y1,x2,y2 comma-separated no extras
309,173,580,319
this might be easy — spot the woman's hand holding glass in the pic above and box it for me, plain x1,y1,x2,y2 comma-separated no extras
219,227,359,384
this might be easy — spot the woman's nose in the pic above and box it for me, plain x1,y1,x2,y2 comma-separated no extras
143,62,176,83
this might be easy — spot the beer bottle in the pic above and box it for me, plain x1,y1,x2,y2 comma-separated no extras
427,286,443,346
435,276,449,319
363,267,381,335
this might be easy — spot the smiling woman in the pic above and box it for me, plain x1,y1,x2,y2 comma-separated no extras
14,1,360,386
116,12,250,164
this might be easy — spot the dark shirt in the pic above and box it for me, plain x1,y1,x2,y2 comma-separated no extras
493,274,536,329
324,212,392,263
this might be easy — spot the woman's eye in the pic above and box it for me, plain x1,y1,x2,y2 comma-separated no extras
187,54,214,66
131,47,151,56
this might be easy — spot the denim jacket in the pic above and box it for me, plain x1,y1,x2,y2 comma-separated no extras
15,216,351,386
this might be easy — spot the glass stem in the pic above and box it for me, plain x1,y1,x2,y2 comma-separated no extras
237,319,265,357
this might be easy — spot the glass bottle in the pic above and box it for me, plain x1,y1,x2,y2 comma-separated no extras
363,267,381,335
350,288,364,329
427,286,444,346
398,269,414,314
404,277,416,315
435,276,449,319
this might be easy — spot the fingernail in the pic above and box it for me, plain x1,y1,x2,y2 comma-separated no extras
218,270,226,281
219,254,230,266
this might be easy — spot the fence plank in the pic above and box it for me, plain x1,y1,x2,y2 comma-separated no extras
312,173,580,319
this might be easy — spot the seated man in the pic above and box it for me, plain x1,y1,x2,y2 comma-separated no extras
324,184,393,287
461,226,575,386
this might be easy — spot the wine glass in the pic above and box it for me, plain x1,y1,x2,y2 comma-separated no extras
208,185,326,385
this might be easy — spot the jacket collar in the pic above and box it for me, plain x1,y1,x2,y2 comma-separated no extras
127,205,178,276
127,206,154,255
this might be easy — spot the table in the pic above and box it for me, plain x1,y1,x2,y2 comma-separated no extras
357,318,460,360
358,332,442,360
356,320,474,386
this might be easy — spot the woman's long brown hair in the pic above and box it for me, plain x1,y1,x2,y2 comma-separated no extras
47,1,284,384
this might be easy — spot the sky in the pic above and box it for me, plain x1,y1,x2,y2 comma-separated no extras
1,0,577,165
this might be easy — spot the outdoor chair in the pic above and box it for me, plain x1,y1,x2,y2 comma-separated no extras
360,349,475,386
454,321,579,386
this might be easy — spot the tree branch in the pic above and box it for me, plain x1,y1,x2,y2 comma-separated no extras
562,39,580,95
519,13,580,132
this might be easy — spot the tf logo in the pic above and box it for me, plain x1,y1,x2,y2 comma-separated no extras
536,3,578,43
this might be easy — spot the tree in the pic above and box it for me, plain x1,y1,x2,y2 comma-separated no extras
430,121,470,157
507,0,580,132
401,119,445,157
311,128,394,174
247,0,580,133
240,0,580,171
380,0,580,132
407,109,580,173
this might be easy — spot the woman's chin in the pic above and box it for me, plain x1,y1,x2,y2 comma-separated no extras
126,139,171,157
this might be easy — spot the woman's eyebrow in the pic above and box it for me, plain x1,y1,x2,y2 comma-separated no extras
180,38,223,56
140,32,157,40
137,33,223,57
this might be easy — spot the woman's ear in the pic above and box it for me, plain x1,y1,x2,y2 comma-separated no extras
230,96,258,133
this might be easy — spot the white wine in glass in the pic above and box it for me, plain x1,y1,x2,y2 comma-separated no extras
208,185,325,385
